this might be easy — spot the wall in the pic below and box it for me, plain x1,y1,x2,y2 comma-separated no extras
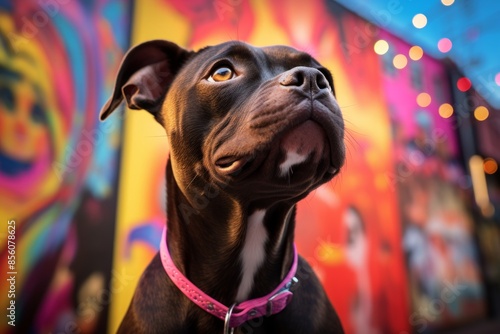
0,1,131,333
0,0,487,333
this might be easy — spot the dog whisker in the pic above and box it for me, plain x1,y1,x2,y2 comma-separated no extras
338,103,359,109
185,174,198,190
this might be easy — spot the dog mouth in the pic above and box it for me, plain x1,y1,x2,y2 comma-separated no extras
213,118,343,179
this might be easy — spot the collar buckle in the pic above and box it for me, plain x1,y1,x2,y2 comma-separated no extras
266,276,298,316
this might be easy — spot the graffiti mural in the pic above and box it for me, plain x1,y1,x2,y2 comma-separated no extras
0,0,131,332
381,31,486,331
0,0,487,333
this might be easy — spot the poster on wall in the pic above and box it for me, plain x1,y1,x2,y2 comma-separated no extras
379,31,486,332
0,1,131,333
109,1,411,333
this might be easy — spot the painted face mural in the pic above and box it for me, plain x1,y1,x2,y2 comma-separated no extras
0,58,50,181
0,1,130,333
0,14,58,213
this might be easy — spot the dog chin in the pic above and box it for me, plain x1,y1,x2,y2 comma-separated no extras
205,148,338,207
213,127,340,186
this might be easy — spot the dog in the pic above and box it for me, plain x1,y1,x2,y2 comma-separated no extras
100,40,345,334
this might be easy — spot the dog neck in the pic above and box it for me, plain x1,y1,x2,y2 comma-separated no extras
164,161,296,306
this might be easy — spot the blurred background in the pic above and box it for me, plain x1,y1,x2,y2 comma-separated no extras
0,0,499,333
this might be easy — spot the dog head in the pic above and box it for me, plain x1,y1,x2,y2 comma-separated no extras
101,40,344,205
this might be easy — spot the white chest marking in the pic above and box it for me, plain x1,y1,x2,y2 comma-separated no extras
279,151,308,177
236,209,268,302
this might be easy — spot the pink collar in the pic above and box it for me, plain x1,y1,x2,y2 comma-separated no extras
159,227,298,329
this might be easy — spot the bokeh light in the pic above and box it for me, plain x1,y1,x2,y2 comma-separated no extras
484,158,498,174
412,14,427,29
417,92,431,107
495,73,500,86
474,106,489,121
442,0,455,6
409,46,424,61
457,77,472,92
374,39,390,55
438,38,453,53
393,54,408,69
439,103,454,118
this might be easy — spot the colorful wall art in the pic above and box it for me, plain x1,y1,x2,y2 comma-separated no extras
0,1,131,332
0,1,486,333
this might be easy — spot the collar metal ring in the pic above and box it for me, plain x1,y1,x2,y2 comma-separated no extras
223,303,237,334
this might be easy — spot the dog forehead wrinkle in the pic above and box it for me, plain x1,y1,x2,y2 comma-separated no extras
192,41,258,73
262,45,314,66
236,209,268,302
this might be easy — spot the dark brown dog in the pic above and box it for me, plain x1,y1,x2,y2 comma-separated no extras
101,40,345,333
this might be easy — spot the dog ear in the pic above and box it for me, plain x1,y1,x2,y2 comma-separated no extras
99,40,192,121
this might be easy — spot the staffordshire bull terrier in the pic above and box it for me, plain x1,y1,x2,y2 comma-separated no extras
100,40,345,333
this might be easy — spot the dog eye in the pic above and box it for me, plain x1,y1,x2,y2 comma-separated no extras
208,67,235,82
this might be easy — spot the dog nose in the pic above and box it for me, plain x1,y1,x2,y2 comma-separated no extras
279,67,330,94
